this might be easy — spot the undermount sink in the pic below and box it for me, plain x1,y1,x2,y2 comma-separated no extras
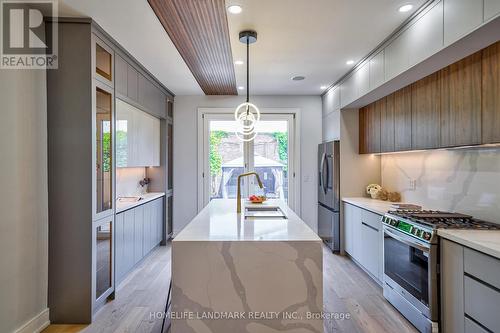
244,206,287,220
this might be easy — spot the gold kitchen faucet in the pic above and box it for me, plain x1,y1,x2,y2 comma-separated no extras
236,172,264,213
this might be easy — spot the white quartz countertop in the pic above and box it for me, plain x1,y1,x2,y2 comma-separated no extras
116,192,165,213
342,197,400,215
438,229,500,260
174,199,321,242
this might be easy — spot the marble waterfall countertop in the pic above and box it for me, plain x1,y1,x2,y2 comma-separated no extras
174,199,321,241
116,192,165,213
342,197,401,215
171,199,323,333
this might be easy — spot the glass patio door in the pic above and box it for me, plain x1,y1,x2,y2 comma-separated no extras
201,113,295,210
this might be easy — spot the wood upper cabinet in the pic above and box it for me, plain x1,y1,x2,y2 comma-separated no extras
411,72,441,150
482,42,500,144
440,53,482,147
381,95,395,152
359,102,381,154
392,86,412,151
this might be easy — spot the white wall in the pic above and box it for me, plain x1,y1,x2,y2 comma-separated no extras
382,148,500,223
173,95,322,234
0,70,49,332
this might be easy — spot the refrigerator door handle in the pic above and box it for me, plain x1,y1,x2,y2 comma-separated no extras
320,153,327,194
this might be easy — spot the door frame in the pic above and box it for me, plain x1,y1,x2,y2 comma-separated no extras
197,107,301,215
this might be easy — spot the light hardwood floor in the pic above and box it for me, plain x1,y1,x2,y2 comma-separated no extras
43,243,418,333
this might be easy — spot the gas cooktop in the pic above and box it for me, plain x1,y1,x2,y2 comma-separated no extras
386,210,500,230
382,210,500,243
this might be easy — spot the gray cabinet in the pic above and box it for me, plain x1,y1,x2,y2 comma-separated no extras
343,203,383,282
115,55,128,96
360,209,383,280
484,0,500,21
385,29,410,80
444,0,483,46
441,239,464,333
322,110,340,142
441,238,500,333
369,50,385,89
127,65,139,102
385,1,443,80
114,213,125,283
322,87,340,117
123,210,135,277
344,203,358,257
341,63,370,107
407,1,444,67
133,205,144,264
115,197,164,285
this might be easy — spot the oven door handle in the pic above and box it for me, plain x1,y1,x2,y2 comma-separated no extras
384,227,430,252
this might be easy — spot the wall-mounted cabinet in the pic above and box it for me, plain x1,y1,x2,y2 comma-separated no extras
369,50,385,89
322,86,340,116
341,62,369,108
444,0,483,46
115,55,167,119
482,42,500,144
116,99,160,167
484,0,500,22
359,43,500,154
359,101,381,154
391,86,412,152
440,53,482,147
325,0,500,112
411,72,441,150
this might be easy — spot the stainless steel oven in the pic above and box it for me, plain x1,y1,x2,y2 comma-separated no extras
383,224,439,333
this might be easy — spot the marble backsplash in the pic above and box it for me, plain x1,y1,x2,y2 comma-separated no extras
381,147,500,223
116,167,146,197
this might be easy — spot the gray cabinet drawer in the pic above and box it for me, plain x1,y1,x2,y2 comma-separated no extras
464,275,500,332
465,317,489,333
464,247,500,290
361,209,381,231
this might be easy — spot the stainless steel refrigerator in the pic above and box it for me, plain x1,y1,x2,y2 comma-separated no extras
318,140,340,252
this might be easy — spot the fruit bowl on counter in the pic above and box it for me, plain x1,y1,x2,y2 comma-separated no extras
248,195,267,204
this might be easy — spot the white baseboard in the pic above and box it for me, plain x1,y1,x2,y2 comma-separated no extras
14,308,50,333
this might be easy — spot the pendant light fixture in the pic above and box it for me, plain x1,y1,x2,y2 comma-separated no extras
235,30,259,142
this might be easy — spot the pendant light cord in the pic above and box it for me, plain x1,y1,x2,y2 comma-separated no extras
246,36,250,112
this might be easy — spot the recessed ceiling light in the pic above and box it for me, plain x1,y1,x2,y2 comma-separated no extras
320,85,328,90
238,86,245,90
398,4,413,12
227,5,242,14
346,60,355,65
291,75,306,81
234,60,244,65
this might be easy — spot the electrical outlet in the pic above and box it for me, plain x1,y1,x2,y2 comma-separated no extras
409,179,417,191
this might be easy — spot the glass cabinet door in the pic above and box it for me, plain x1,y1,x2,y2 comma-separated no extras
96,87,113,214
95,220,112,300
95,42,112,82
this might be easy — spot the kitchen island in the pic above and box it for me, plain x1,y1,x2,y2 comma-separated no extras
171,199,323,333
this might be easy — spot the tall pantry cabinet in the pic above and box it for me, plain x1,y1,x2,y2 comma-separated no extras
46,19,174,324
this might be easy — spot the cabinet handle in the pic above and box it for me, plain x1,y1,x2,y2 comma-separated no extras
362,221,379,232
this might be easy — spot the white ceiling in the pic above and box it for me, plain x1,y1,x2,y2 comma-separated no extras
227,0,425,95
58,0,425,96
58,0,203,95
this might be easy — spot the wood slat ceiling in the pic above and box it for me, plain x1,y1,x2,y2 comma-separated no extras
148,0,237,95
